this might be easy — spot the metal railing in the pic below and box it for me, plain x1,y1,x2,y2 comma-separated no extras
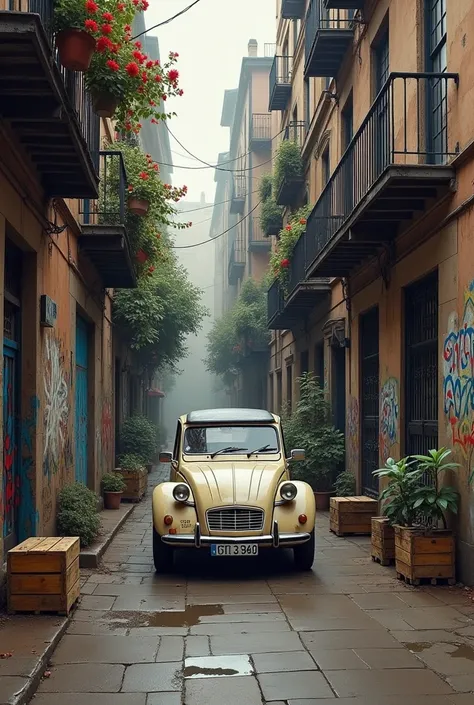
251,114,272,141
306,72,458,268
5,0,100,170
284,120,307,148
233,174,247,200
306,0,355,34
251,218,270,244
264,43,276,57
268,279,285,322
80,151,127,226
270,55,293,89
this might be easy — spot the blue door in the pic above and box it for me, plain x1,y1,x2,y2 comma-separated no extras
3,340,19,550
75,316,89,484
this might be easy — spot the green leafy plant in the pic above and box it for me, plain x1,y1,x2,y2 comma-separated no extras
260,197,284,237
269,205,312,289
56,483,100,547
274,139,303,193
120,415,157,463
259,174,273,202
373,457,422,527
53,0,105,34
282,373,345,491
117,453,145,471
101,472,127,493
411,448,460,529
334,471,356,497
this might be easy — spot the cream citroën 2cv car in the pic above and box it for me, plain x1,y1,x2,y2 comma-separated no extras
152,408,316,572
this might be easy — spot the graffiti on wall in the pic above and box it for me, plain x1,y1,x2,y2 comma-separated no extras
43,334,70,477
101,400,113,467
443,281,474,469
19,396,40,540
379,378,399,464
347,397,359,471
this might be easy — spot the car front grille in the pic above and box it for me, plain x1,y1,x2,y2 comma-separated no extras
207,507,265,532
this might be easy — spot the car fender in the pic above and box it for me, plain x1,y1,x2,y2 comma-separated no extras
152,482,197,536
273,481,316,534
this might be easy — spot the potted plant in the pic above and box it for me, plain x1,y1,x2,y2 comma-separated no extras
333,471,356,497
101,472,126,509
283,372,345,511
260,198,284,237
116,452,148,501
274,139,304,206
56,483,100,547
374,450,459,585
269,206,310,292
53,0,101,71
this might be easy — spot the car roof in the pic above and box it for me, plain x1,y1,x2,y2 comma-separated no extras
184,408,276,424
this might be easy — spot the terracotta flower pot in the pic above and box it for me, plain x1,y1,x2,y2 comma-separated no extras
92,92,119,118
56,29,96,72
314,491,333,511
128,197,150,216
103,491,122,510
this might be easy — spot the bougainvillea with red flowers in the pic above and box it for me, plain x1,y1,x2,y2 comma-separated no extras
269,204,312,291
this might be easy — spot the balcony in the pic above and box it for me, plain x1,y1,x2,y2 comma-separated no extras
284,120,307,148
250,114,272,150
0,0,99,197
269,55,292,111
281,0,306,19
230,175,246,214
267,233,331,330
249,219,271,252
305,0,355,78
79,151,136,288
228,239,246,285
275,125,306,207
324,0,364,8
305,73,458,278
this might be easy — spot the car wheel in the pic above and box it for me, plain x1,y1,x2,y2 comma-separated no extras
293,529,315,571
153,527,174,573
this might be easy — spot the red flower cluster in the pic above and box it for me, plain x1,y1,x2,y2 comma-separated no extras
85,18,98,31
299,218,307,225
85,0,98,12
280,259,290,268
106,59,119,71
285,224,292,231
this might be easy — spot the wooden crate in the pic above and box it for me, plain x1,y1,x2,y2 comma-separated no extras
394,526,455,585
117,467,147,501
329,496,378,536
7,537,80,615
371,516,395,565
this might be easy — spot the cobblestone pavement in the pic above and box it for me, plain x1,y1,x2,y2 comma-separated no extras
32,466,474,704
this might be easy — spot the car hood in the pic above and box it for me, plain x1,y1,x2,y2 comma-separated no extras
179,463,286,507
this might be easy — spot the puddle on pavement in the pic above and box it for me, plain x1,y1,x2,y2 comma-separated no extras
103,604,224,628
405,642,433,653
406,641,474,662
183,655,253,679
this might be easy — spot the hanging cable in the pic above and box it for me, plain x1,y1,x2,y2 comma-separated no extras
172,201,262,249
176,189,260,213
131,0,202,39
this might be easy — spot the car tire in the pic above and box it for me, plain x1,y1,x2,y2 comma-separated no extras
153,527,174,573
293,529,315,571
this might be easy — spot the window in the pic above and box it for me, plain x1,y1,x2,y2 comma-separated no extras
276,370,283,411
426,0,447,161
286,364,293,413
300,350,309,375
342,92,353,151
375,28,390,93
292,19,301,53
182,426,279,456
304,78,311,129
268,373,274,412
322,145,330,186
173,422,182,459
314,342,324,386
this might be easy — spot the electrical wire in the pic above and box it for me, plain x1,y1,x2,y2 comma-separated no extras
177,189,260,213
156,156,274,172
131,0,202,40
172,201,261,249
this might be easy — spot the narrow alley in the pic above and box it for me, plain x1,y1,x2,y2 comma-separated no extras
28,466,474,705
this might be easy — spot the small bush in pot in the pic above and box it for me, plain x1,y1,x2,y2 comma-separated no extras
101,472,126,510
56,483,100,547
117,453,145,471
121,415,158,464
283,372,345,510
334,471,356,497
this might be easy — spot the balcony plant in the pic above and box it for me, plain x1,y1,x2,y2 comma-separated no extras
101,472,127,509
282,372,345,510
274,139,304,206
269,205,311,291
53,0,103,71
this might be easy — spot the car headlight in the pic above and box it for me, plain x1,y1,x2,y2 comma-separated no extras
280,482,297,501
173,483,190,502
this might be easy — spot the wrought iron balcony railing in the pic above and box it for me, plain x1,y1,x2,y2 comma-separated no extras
283,120,307,149
80,151,127,226
324,0,364,9
304,0,355,78
264,43,276,57
230,174,247,214
250,219,271,249
251,114,272,143
281,0,306,19
306,72,459,275
228,238,246,285
269,55,293,111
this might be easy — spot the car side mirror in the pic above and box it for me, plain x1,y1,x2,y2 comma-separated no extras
159,451,173,463
289,448,305,461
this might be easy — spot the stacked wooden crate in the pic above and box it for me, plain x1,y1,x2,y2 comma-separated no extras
395,526,455,586
330,496,378,536
371,516,395,565
7,536,80,615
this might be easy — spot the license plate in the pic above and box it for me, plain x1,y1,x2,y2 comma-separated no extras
211,544,259,557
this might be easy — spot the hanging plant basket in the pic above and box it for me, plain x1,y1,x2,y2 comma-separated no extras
128,197,150,217
56,29,96,72
92,92,119,119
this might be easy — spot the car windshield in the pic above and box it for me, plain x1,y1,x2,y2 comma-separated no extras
183,425,279,456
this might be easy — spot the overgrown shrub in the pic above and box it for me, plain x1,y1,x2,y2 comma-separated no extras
334,471,356,497
118,453,145,471
101,473,127,493
260,198,283,236
274,139,303,192
121,415,158,463
56,484,100,547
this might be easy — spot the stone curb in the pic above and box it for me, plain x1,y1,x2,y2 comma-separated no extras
80,503,136,569
7,617,69,705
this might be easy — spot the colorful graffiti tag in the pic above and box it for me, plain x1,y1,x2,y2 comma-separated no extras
379,378,399,464
43,334,70,477
443,281,474,465
347,396,359,471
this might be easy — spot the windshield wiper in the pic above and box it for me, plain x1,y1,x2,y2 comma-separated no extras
247,445,278,457
210,446,248,458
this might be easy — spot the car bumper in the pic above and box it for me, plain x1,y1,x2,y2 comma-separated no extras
161,520,311,548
